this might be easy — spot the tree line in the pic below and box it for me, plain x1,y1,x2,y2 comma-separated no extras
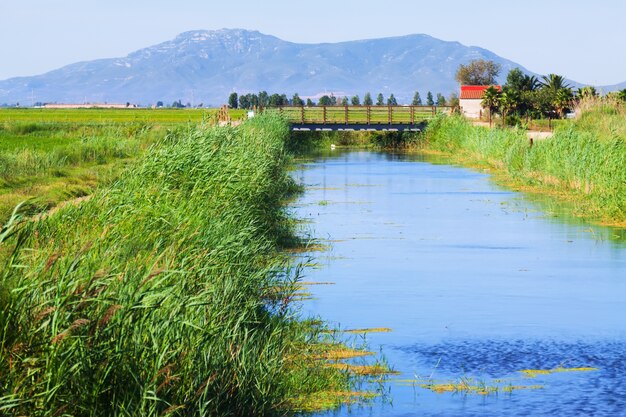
456,59,626,126
227,90,454,109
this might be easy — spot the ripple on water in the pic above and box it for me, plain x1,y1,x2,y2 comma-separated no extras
396,338,626,416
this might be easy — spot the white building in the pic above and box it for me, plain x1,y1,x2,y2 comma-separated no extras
459,85,501,119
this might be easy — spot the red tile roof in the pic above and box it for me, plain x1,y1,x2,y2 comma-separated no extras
460,85,501,100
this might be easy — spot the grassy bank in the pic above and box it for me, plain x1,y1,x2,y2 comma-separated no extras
0,114,353,416
421,101,626,226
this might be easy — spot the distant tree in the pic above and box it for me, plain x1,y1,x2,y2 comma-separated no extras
341,96,349,106
540,74,571,92
499,89,520,126
171,100,184,108
455,59,502,85
306,98,315,106
576,86,598,100
318,95,332,106
376,93,385,106
330,95,338,106
617,89,626,102
156,101,164,108
258,91,269,107
239,94,248,109
426,91,434,106
553,88,573,118
448,92,460,108
411,91,422,105
387,94,398,105
239,94,250,109
248,94,259,108
351,95,361,106
363,92,373,106
292,93,304,106
228,92,238,109
268,93,285,106
481,86,502,127
436,93,447,106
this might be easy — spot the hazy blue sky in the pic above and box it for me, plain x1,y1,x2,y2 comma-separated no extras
1,0,624,85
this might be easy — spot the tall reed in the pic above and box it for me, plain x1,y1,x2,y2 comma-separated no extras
422,100,626,224
0,114,345,416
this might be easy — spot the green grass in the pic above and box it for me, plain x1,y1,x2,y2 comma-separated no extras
0,121,161,222
0,108,247,223
0,108,247,125
0,114,353,416
421,100,626,226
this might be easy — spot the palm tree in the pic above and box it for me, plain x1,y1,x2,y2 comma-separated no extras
540,74,571,92
553,88,573,118
576,86,598,101
522,75,540,91
500,90,520,126
481,86,501,127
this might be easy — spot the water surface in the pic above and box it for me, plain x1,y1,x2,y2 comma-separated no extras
292,151,626,417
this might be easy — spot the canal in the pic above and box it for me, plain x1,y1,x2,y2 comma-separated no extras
292,150,626,417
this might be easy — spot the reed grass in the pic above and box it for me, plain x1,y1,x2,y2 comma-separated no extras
421,99,626,225
0,114,350,416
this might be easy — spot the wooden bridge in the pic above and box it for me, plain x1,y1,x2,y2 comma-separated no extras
265,105,452,131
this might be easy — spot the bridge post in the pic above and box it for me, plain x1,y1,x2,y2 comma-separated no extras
300,106,305,124
388,105,392,125
410,106,415,125
432,106,436,117
344,105,349,124
366,106,371,125
323,106,327,125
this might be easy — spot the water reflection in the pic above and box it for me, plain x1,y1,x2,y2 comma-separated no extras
293,151,626,416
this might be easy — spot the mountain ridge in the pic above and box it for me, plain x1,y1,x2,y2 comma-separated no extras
0,29,621,106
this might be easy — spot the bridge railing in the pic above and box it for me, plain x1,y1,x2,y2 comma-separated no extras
263,105,452,125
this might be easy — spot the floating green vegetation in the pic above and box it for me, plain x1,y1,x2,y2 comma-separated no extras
394,365,599,397
520,366,599,378
341,328,393,334
287,390,378,413
327,363,400,376
418,380,543,395
283,243,330,253
311,344,374,361
394,377,543,395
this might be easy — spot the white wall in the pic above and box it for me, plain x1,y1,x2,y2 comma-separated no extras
460,99,483,119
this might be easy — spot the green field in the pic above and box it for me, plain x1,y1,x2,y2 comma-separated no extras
0,108,245,223
0,107,246,125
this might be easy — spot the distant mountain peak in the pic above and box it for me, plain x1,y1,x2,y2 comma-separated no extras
0,28,622,107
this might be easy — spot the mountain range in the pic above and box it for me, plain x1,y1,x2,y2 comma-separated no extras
1,29,623,107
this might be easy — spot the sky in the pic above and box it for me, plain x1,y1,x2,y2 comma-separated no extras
1,0,625,86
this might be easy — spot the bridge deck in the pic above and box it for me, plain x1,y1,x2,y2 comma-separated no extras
261,105,451,130
289,122,426,132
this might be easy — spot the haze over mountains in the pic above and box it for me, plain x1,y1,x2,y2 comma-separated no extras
1,29,623,107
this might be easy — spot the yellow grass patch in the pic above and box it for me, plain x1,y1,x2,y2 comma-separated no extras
520,366,599,378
